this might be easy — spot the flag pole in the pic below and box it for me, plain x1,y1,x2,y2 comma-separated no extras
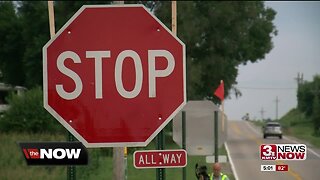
220,80,225,132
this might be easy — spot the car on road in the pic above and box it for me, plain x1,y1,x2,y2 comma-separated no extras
263,122,282,139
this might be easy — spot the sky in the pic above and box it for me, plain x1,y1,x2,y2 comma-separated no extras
224,1,320,120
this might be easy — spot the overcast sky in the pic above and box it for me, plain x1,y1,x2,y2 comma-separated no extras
225,1,320,120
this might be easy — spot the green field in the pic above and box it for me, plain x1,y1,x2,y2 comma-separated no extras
280,109,320,148
0,132,234,180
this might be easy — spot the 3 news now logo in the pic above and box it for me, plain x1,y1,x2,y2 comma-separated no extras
260,144,307,160
19,142,88,165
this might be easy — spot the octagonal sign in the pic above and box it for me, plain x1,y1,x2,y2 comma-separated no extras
43,5,186,147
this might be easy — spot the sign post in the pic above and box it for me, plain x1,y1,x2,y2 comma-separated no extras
214,111,218,163
156,130,165,180
182,111,186,180
67,133,76,180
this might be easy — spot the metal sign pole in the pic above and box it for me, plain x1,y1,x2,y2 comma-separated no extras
67,132,76,180
156,130,166,180
124,147,128,180
214,111,219,163
182,111,186,180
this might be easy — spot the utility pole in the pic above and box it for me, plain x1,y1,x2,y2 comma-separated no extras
294,72,304,87
275,96,280,120
259,107,265,120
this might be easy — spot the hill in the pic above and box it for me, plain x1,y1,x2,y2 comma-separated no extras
280,108,320,148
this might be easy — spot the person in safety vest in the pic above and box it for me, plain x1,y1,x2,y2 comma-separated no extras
209,162,229,180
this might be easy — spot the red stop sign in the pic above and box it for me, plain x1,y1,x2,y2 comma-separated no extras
43,5,186,147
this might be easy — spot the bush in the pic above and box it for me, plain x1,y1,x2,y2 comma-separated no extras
0,87,63,133
312,95,320,136
77,148,101,178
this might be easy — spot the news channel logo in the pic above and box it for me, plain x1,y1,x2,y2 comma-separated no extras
260,144,307,161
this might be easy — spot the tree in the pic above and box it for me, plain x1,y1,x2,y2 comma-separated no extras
16,1,51,88
297,75,320,117
0,1,112,88
0,87,63,132
1,1,277,100
152,1,277,100
312,95,320,136
0,2,25,86
297,81,314,117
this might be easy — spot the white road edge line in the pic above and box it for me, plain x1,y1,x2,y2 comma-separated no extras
283,136,320,159
245,121,320,159
225,142,240,180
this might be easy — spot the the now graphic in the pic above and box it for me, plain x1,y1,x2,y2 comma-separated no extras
19,142,88,165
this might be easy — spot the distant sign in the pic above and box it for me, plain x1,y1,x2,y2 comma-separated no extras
173,100,227,155
133,149,187,169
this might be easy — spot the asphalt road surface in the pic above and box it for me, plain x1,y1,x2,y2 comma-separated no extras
226,121,320,180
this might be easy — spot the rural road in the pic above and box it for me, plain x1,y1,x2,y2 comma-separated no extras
226,121,320,180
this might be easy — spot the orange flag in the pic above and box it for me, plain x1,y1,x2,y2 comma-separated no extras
214,81,224,101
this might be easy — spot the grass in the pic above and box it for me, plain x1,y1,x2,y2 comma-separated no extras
0,132,66,179
0,132,234,180
279,109,320,148
250,120,265,127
